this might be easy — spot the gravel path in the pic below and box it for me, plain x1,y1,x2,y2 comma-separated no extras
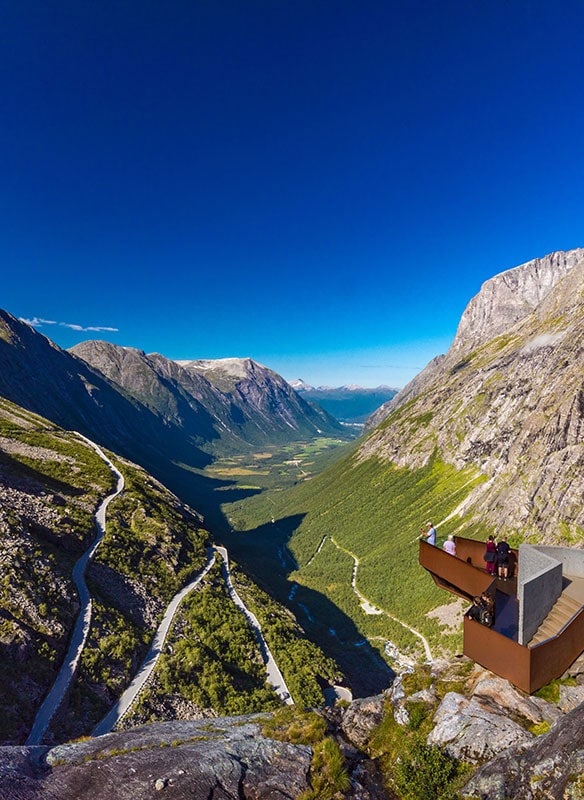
330,536,434,662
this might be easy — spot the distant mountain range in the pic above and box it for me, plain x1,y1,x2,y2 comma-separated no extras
0,314,352,523
288,380,398,424
70,342,348,451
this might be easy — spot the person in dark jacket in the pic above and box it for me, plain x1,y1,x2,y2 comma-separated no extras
466,596,483,623
480,591,495,626
497,535,511,580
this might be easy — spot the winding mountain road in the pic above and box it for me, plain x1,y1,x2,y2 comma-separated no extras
92,550,217,736
93,545,292,736
215,546,293,705
26,435,125,746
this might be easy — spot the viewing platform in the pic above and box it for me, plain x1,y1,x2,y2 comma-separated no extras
419,536,584,693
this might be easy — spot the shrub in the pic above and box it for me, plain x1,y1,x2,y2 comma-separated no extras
393,739,461,800
301,737,350,800
260,706,327,746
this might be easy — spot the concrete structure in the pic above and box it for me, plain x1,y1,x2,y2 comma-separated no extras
517,545,563,645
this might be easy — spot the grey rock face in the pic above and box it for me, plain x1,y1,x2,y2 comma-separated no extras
450,248,584,356
339,694,386,751
427,691,534,762
0,718,312,800
359,249,584,539
558,684,584,713
471,677,562,725
462,700,584,800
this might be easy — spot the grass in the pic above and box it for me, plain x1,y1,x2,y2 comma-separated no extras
260,706,327,745
224,448,487,671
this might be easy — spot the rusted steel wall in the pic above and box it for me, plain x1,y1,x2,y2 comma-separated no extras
419,540,492,599
421,536,584,694
529,608,584,692
463,616,531,693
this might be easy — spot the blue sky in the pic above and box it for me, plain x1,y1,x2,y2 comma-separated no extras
2,1,584,388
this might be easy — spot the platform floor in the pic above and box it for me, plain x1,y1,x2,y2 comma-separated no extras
564,574,584,604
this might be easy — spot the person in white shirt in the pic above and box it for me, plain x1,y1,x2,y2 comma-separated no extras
442,534,456,556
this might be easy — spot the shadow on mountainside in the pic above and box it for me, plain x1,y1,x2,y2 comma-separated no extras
154,464,263,534
223,515,396,698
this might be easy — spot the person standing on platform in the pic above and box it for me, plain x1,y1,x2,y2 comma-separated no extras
421,522,436,545
484,535,497,575
497,535,511,580
442,534,456,556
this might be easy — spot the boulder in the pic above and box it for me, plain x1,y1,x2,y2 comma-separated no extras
340,694,386,751
427,692,534,762
558,684,584,713
472,676,562,725
463,701,584,800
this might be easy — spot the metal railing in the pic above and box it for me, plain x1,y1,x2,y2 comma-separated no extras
419,539,494,599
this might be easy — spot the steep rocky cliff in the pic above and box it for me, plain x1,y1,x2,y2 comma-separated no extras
367,248,584,427
363,249,584,541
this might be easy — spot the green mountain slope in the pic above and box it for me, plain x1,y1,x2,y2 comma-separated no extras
224,446,485,668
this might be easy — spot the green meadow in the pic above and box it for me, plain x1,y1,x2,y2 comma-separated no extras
222,443,492,670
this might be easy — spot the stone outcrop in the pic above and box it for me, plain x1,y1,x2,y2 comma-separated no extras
0,707,393,800
462,701,584,800
0,667,583,800
427,691,536,762
339,694,386,750
0,717,313,800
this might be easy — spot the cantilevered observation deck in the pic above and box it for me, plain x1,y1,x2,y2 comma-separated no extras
420,537,584,693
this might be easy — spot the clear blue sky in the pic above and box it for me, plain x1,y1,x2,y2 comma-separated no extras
2,1,583,388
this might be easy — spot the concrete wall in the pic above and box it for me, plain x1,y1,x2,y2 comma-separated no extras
530,546,584,578
517,545,563,646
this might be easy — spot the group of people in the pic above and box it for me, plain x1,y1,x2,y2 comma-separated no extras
419,522,509,630
466,591,495,627
483,534,511,579
420,524,511,582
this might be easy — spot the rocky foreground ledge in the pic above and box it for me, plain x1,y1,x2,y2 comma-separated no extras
1,660,584,800
0,715,336,800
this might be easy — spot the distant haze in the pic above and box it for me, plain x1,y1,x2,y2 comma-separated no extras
292,381,398,424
